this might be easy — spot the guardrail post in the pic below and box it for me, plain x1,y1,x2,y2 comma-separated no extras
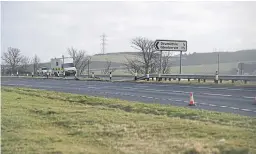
220,79,222,83
178,78,181,82
169,78,171,81
203,79,206,82
244,80,247,84
146,74,149,81
188,78,190,82
215,72,219,84
134,72,137,80
165,78,167,81
198,79,200,83
109,72,112,81
92,72,95,79
232,80,235,83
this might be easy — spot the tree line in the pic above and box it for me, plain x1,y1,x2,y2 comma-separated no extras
1,37,173,76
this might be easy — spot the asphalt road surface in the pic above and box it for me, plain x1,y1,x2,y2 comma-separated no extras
1,77,256,117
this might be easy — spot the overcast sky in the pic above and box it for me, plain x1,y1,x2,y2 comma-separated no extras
1,1,256,62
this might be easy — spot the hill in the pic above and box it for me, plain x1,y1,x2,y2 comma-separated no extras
2,50,256,75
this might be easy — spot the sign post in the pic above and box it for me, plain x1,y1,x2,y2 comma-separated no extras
154,40,187,75
180,51,182,74
160,50,162,78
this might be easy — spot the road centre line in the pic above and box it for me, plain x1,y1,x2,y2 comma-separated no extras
203,93,232,97
243,96,255,99
241,109,252,112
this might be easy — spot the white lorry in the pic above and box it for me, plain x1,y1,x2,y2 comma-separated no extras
37,67,50,76
50,58,77,77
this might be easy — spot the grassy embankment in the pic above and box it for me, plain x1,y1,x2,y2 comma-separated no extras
2,87,256,154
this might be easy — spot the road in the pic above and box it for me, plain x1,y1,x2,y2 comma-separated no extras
1,77,256,117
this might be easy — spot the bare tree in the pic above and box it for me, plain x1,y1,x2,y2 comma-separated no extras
102,59,117,75
19,56,31,73
123,56,144,75
1,47,28,74
155,51,173,74
162,52,172,74
124,37,157,75
67,47,91,75
32,54,40,74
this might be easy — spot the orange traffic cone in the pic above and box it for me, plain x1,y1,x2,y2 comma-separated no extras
189,92,196,106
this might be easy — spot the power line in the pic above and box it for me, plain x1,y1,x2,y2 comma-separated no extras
100,33,107,54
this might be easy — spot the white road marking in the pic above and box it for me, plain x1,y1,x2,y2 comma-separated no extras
199,102,206,105
179,86,191,88
173,91,185,93
243,96,255,99
209,88,228,90
203,93,232,97
168,99,172,101
175,100,182,102
241,109,252,112
154,98,159,100
229,107,239,110
209,104,217,107
228,89,256,92
220,106,227,108
162,98,166,101
147,97,153,99
197,87,208,89
136,85,149,88
88,87,97,89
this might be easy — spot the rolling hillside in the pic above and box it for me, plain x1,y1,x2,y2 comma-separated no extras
2,50,255,75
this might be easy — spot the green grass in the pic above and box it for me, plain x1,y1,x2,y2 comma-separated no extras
91,62,239,76
170,62,237,74
91,53,139,63
2,87,256,154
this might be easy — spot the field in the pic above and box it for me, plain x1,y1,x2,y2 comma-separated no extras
170,62,237,75
90,52,238,75
91,62,237,76
90,52,237,75
2,87,256,154
91,53,139,63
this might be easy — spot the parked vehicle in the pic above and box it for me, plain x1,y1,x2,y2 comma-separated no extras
50,58,76,77
37,67,50,76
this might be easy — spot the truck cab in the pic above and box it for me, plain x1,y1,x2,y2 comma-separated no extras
37,67,50,76
50,58,77,77
62,63,76,76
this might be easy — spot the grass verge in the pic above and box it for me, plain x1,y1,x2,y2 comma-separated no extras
2,87,256,154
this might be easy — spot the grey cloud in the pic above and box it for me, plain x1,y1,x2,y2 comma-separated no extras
1,1,256,62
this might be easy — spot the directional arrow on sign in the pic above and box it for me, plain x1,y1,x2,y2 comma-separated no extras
154,41,159,50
